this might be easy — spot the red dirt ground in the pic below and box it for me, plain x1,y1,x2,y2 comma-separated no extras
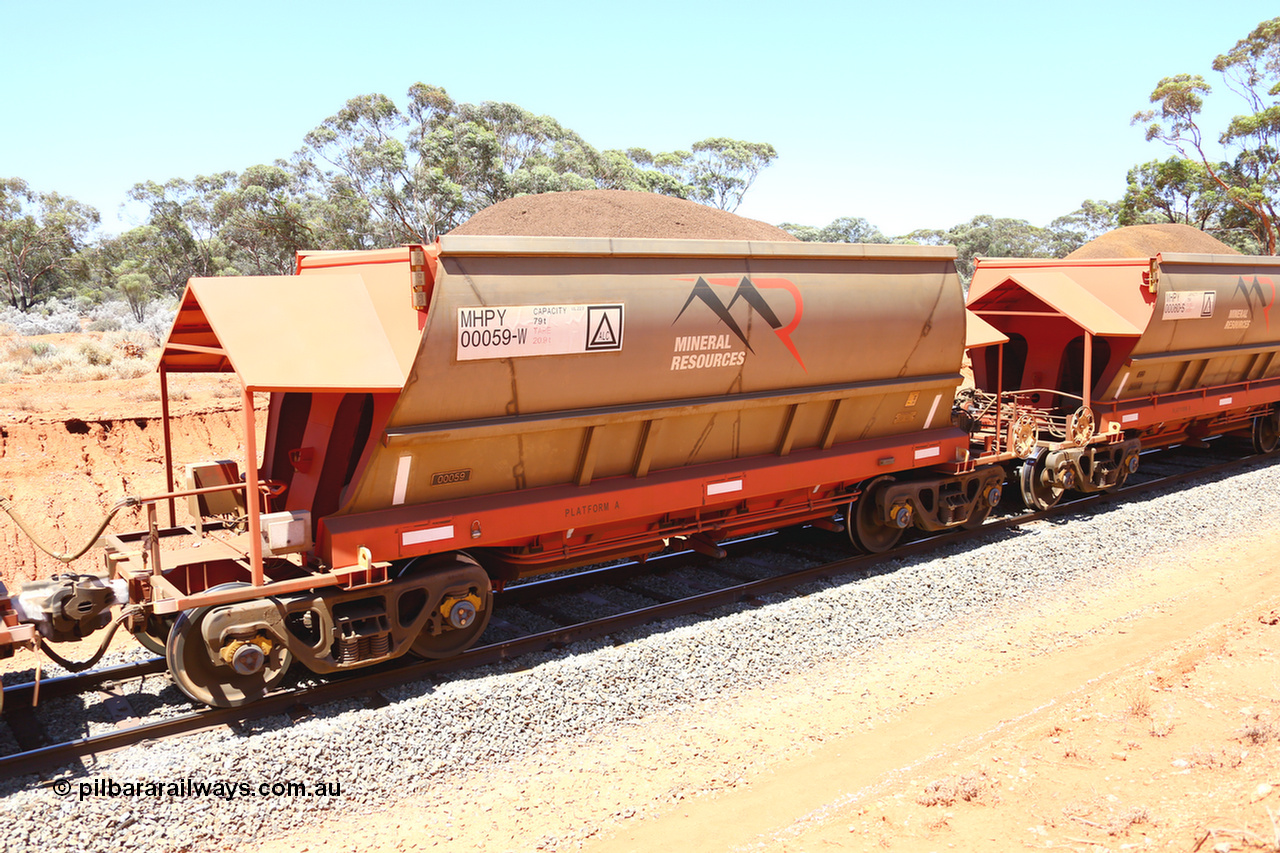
249,520,1280,853
0,350,260,588
4,352,1279,853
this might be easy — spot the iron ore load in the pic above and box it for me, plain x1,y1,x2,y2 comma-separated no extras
1,206,1279,711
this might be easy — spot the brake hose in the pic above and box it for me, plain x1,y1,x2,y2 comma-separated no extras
0,495,141,563
35,606,144,672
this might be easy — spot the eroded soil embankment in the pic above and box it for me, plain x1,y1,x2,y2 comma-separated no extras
0,409,254,588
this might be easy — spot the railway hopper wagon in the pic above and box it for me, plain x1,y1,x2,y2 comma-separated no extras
962,252,1280,509
0,236,1006,708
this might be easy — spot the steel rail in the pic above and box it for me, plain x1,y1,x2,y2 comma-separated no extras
0,535,745,712
1,447,1271,779
2,659,168,709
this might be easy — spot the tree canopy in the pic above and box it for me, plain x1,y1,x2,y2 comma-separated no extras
1134,16,1280,253
0,178,100,311
781,216,889,244
297,84,778,243
17,26,1280,321
901,202,1116,284
6,83,783,309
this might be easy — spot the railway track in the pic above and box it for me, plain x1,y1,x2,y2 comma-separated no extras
1,441,1269,779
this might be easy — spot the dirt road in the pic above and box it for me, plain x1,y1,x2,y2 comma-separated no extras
249,519,1280,853
5,364,1277,852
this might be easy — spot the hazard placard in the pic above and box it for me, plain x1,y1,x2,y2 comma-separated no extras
1162,290,1216,320
456,303,625,361
585,305,623,351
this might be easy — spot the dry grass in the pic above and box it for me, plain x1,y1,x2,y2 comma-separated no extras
917,773,993,807
1123,684,1153,719
127,387,163,402
1064,802,1155,836
1,331,157,383
1185,747,1246,769
1111,805,1153,834
77,340,112,366
925,813,952,832
1193,812,1280,853
1237,716,1280,746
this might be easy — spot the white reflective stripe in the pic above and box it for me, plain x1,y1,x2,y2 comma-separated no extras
402,525,454,547
1219,396,1233,406
923,394,942,429
1122,413,1139,423
392,455,412,506
706,479,743,496
914,445,940,460
1116,371,1130,398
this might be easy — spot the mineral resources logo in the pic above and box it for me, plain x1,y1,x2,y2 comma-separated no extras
1232,275,1275,330
671,276,806,372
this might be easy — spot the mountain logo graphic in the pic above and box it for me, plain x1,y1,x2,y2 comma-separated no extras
1235,275,1275,329
672,276,805,370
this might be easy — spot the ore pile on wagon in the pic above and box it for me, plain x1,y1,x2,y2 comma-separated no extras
0,197,1277,712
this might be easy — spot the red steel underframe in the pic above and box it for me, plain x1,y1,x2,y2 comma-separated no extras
1096,375,1280,440
144,374,1280,614
150,427,973,612
320,427,973,571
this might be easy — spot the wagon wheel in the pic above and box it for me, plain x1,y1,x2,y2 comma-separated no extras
1252,409,1280,454
1067,406,1095,446
846,475,906,554
409,555,494,659
1007,413,1038,457
1115,451,1140,487
961,483,1001,530
165,583,293,708
1018,447,1065,512
132,612,176,656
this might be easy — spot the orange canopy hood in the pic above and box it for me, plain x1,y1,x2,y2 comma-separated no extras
158,274,411,392
968,269,1144,337
964,309,1009,349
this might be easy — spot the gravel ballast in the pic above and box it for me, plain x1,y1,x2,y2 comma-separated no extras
2,456,1278,851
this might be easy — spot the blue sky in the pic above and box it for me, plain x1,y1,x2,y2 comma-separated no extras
3,1,1276,237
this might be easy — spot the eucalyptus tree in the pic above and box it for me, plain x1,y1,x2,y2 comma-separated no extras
906,215,1057,284
1134,16,1280,253
683,138,777,212
214,164,313,276
0,178,99,310
1119,157,1229,230
127,174,235,291
299,84,779,241
780,216,889,243
1046,199,1119,256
